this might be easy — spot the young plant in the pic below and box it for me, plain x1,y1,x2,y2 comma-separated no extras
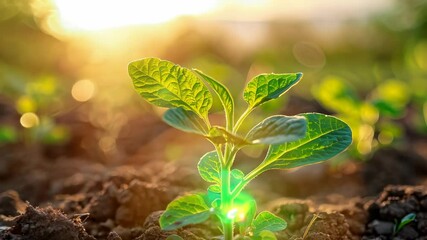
393,213,416,236
128,58,352,239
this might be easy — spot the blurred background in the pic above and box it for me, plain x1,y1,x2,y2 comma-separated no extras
0,0,426,167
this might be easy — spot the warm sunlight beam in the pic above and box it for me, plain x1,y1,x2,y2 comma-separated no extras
52,0,219,31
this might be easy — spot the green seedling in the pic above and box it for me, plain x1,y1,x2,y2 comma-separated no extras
313,77,409,159
393,213,416,236
128,58,352,239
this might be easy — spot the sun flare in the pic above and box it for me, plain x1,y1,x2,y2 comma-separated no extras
52,0,219,31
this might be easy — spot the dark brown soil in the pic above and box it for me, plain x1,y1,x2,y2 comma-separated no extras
0,111,427,240
1,205,95,240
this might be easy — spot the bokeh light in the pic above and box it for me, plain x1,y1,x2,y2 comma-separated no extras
71,79,96,102
20,112,40,128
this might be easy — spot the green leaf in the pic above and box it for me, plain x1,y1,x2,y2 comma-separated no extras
395,213,416,233
254,230,278,240
166,235,184,240
231,169,245,191
194,69,234,129
198,151,221,184
129,58,213,119
160,193,211,231
163,108,208,135
252,211,287,235
206,185,221,206
243,73,302,108
261,113,352,170
237,198,256,236
207,126,250,146
246,115,307,145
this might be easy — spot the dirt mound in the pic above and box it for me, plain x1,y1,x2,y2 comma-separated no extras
0,205,95,240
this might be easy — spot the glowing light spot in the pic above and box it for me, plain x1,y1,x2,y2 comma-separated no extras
357,124,374,155
293,41,326,69
16,96,37,114
20,112,40,128
71,79,95,102
238,212,246,221
378,131,394,145
227,208,238,219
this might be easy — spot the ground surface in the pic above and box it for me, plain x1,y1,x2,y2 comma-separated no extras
0,101,427,239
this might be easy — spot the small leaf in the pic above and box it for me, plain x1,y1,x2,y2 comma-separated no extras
254,230,277,240
395,213,416,233
198,151,221,184
237,197,257,236
231,169,245,191
246,115,307,145
160,193,211,231
166,235,184,240
261,113,352,170
206,185,221,206
243,73,302,108
207,126,250,146
163,108,208,135
129,58,212,119
194,69,235,129
252,211,287,235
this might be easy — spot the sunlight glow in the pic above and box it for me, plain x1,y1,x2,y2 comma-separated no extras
227,208,238,220
53,0,218,31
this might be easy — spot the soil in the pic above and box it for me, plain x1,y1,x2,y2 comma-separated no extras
1,98,427,239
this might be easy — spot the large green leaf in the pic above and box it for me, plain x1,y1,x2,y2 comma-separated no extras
243,73,302,108
194,69,234,129
129,58,212,119
252,211,287,235
198,151,221,184
246,115,307,145
160,193,211,231
262,113,352,170
163,108,208,135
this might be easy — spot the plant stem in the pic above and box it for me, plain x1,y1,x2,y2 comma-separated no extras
220,143,236,240
221,164,233,240
233,107,253,134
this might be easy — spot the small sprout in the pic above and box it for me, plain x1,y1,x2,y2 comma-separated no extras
393,213,416,236
128,58,352,240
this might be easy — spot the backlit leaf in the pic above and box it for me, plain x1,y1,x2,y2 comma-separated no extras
129,58,212,119
262,113,352,170
243,73,302,108
194,69,234,129
160,193,211,231
252,211,287,235
246,115,307,145
198,151,221,184
163,108,208,135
